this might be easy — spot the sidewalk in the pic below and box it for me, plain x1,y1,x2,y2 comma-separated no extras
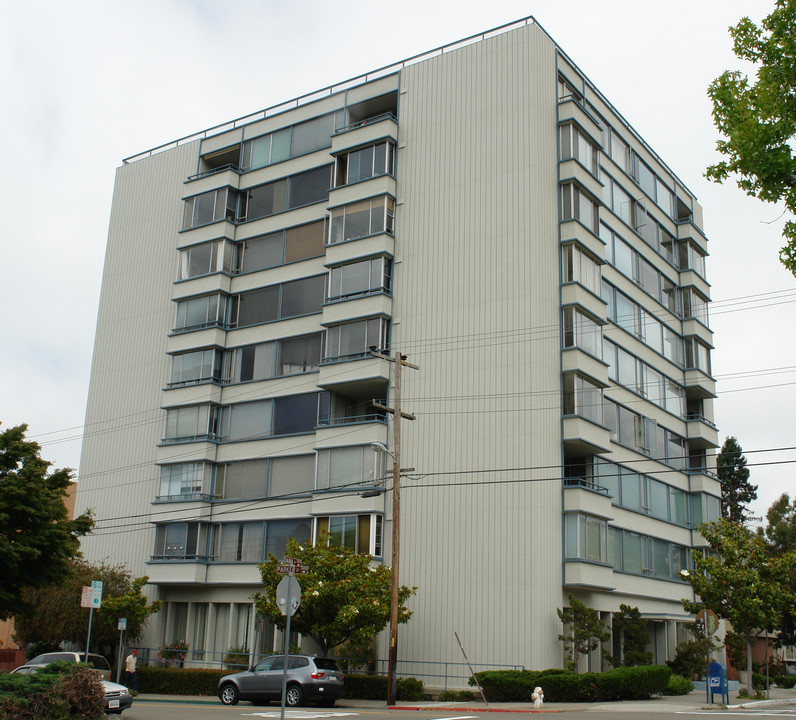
133,687,796,713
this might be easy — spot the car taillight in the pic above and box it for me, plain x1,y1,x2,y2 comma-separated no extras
311,671,325,679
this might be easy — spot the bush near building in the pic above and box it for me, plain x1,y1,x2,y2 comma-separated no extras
471,666,672,702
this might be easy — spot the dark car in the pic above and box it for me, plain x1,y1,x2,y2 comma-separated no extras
217,654,344,707
10,664,132,714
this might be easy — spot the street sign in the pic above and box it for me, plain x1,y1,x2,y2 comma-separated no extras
118,618,127,631
81,586,94,608
695,609,719,635
276,556,308,574
276,575,301,616
91,580,103,608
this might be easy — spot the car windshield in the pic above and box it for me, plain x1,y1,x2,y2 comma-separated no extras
81,655,111,670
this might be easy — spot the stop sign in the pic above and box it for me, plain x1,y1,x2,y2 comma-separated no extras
276,575,301,616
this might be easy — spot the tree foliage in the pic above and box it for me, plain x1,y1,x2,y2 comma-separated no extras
716,436,757,523
706,0,796,276
611,604,652,667
757,493,796,646
682,519,796,694
0,423,94,620
14,558,160,651
252,537,416,656
557,593,610,672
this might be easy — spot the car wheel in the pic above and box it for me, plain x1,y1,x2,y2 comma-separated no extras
219,683,239,706
285,684,304,706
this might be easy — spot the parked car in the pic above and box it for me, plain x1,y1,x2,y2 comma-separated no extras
217,654,345,707
10,664,132,714
27,651,112,680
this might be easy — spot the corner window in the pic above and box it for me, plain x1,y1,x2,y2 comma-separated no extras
335,141,395,186
174,294,227,333
316,514,382,555
561,183,599,234
562,373,603,424
559,124,599,176
316,445,381,490
169,348,223,386
163,404,220,443
565,513,607,563
182,189,238,230
561,243,601,295
158,463,212,500
328,196,395,244
327,257,392,301
153,522,208,560
562,307,601,357
178,239,232,279
324,317,389,362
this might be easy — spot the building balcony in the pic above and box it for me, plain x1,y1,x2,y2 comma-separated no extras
318,355,389,396
563,484,613,517
681,318,713,347
559,159,603,201
328,174,396,209
676,218,709,255
678,271,711,299
684,368,717,399
560,282,606,321
183,166,241,194
146,559,213,585
324,232,395,266
686,414,719,449
561,348,610,388
563,560,615,591
178,219,237,244
559,227,606,266
562,416,612,455
331,114,398,154
557,97,603,147
686,467,720,494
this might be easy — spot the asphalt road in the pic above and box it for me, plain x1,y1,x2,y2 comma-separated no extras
113,701,796,720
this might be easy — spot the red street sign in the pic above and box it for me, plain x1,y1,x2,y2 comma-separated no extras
277,556,308,574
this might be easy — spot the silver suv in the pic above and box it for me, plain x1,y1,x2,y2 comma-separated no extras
217,654,345,707
27,652,112,680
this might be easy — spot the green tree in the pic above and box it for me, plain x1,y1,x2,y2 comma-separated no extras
716,436,757,523
252,537,416,656
0,423,93,620
611,604,652,667
682,519,796,695
757,493,796,646
706,0,796,276
14,559,160,653
557,593,610,672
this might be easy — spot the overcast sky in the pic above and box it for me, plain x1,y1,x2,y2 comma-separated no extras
1,0,793,522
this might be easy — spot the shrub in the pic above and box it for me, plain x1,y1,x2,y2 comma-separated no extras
437,690,474,701
469,670,539,702
775,675,796,689
137,666,225,695
663,674,694,696
340,673,424,700
752,672,767,692
537,671,597,702
23,641,62,661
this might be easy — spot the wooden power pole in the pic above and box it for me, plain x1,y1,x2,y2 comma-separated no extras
371,350,417,705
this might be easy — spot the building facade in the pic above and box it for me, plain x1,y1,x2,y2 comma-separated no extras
75,18,719,679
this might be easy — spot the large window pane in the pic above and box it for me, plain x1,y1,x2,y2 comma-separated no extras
284,221,325,262
273,394,320,435
280,276,325,318
247,180,287,220
236,286,279,327
269,455,315,497
223,460,268,499
623,532,643,573
288,165,331,208
265,519,313,559
226,400,272,441
292,114,336,156
278,333,322,375
238,232,283,273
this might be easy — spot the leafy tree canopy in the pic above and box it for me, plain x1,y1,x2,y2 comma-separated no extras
14,558,160,650
0,423,93,620
716,436,757,523
611,604,652,667
682,518,796,693
706,0,796,276
253,537,416,656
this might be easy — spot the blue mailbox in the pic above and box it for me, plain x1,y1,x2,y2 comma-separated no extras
707,662,729,705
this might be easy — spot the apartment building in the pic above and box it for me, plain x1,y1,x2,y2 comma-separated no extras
75,17,719,677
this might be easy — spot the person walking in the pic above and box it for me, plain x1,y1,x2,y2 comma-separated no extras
124,648,138,692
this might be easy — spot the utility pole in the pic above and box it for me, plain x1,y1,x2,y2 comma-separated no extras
371,349,417,705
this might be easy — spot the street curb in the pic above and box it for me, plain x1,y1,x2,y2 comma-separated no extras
730,698,796,709
134,697,218,705
389,706,555,713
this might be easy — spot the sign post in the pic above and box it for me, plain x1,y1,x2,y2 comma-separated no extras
696,609,719,703
116,617,127,684
276,560,303,720
82,581,103,662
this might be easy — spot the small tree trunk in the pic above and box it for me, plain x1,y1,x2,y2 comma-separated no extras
746,636,753,696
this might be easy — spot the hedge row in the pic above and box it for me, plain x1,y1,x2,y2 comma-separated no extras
471,666,672,702
775,675,796,689
136,667,425,700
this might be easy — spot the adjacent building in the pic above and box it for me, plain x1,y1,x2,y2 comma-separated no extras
75,17,719,679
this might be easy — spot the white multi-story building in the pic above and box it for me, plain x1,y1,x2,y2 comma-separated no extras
75,17,719,679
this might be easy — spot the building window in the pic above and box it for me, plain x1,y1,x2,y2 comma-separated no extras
679,242,706,278
182,188,238,230
608,527,691,581
178,239,232,280
565,513,607,563
561,182,599,234
316,445,381,490
335,141,395,186
239,165,332,222
684,337,711,374
213,522,264,562
233,220,326,274
174,294,228,333
229,275,325,328
609,130,629,173
327,257,392,302
562,373,603,425
264,519,313,559
328,196,395,245
224,333,323,384
152,522,209,560
240,110,345,171
169,349,223,386
215,455,315,501
559,124,599,176
157,462,212,500
561,243,601,296
217,392,328,442
324,317,389,362
562,307,601,357
163,404,220,444
682,287,709,325
316,514,382,555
